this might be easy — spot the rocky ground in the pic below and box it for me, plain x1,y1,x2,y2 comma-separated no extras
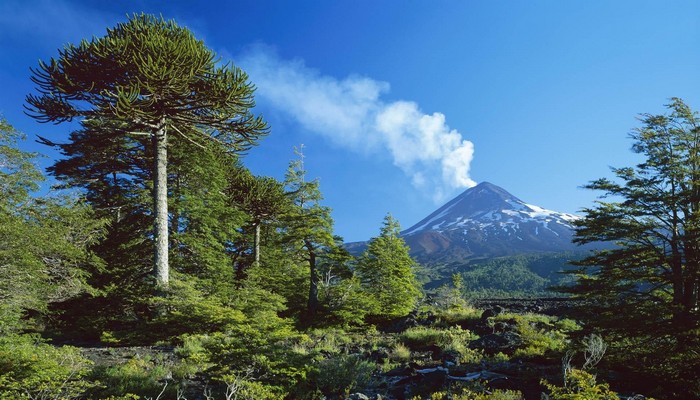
75,299,584,400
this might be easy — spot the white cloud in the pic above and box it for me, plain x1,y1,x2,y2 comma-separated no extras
239,47,476,202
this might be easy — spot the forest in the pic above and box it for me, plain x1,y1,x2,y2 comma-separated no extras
1,14,698,400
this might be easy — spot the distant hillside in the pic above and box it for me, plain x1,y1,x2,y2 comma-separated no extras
420,252,586,298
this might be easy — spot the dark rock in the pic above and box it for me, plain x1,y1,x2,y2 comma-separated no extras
441,350,461,366
480,305,504,322
369,348,390,363
469,331,522,355
385,365,413,377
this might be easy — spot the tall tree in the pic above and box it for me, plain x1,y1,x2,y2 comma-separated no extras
281,146,335,317
356,213,421,320
26,14,268,288
568,98,700,344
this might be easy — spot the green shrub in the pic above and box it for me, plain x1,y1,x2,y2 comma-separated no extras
0,334,95,399
400,326,477,353
148,277,247,340
435,305,482,326
390,342,412,362
541,368,619,400
87,355,175,399
429,388,524,399
218,373,284,400
490,313,570,358
315,354,375,396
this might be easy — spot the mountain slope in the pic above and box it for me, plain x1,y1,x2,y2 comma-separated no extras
401,182,584,263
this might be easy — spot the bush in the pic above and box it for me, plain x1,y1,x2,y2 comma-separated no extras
490,313,571,358
87,355,176,399
541,368,619,400
429,388,524,400
389,342,412,362
315,354,375,396
219,372,284,400
0,334,95,399
400,326,477,353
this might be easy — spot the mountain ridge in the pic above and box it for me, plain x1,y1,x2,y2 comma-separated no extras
347,182,590,264
402,181,583,262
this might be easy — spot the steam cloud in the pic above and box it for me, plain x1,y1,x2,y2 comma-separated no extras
239,48,476,202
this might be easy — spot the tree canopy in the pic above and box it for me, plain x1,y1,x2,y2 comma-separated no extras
565,98,700,396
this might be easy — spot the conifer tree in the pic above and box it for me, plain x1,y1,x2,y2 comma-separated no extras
356,214,421,320
281,146,335,318
226,166,288,274
26,14,268,288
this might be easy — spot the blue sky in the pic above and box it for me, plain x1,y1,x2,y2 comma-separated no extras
1,1,699,242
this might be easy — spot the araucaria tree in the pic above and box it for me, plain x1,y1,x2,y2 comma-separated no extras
26,14,268,288
356,214,421,320
568,99,700,391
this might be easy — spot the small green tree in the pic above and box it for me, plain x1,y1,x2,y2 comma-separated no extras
356,213,421,320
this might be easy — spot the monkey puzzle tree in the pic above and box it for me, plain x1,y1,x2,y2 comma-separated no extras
226,165,289,274
26,14,268,288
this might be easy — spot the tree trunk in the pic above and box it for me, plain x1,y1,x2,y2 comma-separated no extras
153,122,169,288
306,240,318,317
253,222,261,269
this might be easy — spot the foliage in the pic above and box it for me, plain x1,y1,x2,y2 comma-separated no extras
567,98,700,338
0,117,106,334
280,146,336,318
219,373,284,400
147,276,248,340
87,355,176,399
432,273,471,310
400,325,477,355
429,388,524,400
489,313,574,358
225,164,289,275
0,334,95,399
563,99,700,396
175,313,309,393
314,354,375,397
453,252,584,298
318,274,375,327
356,214,422,320
541,369,619,400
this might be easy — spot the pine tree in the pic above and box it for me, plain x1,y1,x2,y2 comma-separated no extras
26,14,268,288
356,214,421,320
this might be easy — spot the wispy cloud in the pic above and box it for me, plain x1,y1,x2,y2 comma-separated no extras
239,47,476,202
